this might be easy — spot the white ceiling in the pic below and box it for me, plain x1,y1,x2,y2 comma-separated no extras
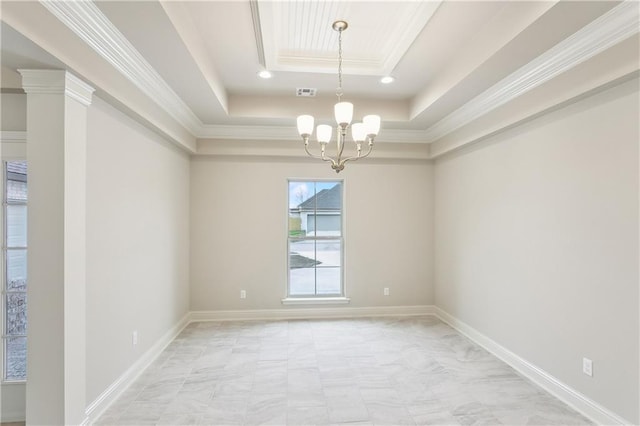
1,0,638,153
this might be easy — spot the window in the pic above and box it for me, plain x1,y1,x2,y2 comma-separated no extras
3,161,27,381
288,180,343,297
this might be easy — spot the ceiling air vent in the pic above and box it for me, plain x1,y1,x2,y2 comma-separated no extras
296,88,317,97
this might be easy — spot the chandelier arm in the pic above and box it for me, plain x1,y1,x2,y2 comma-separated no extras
357,141,374,159
320,143,339,167
339,145,370,166
303,139,325,160
320,150,339,168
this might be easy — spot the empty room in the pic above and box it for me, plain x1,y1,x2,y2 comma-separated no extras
0,0,638,425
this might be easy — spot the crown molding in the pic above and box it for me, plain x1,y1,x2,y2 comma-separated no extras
33,0,637,149
39,0,202,132
423,0,640,144
18,69,95,106
198,124,428,144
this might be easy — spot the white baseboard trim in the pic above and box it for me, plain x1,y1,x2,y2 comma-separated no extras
432,306,631,426
83,312,191,425
190,304,435,322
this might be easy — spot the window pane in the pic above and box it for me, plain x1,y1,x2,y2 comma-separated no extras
289,182,311,237
316,268,341,295
316,239,341,267
7,204,27,247
289,267,316,296
6,292,27,335
6,179,27,202
7,249,27,291
5,336,26,380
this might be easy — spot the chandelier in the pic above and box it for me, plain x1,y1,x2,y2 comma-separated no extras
296,20,381,173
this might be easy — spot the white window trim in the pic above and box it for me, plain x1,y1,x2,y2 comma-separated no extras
281,297,351,305
286,179,346,300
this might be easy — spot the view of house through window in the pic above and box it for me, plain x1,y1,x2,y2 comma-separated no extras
3,161,27,381
288,180,343,297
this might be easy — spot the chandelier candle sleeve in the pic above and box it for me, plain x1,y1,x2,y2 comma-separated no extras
295,20,380,173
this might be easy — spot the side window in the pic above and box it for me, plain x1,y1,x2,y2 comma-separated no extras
288,180,343,297
3,161,27,381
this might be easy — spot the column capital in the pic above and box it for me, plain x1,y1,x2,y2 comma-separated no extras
18,69,95,106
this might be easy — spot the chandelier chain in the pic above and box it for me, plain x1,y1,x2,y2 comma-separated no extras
336,28,343,101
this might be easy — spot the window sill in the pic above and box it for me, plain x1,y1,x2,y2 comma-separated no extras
282,297,350,305
1,380,26,385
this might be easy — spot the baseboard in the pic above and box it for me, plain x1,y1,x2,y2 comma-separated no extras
190,304,435,322
432,306,631,426
83,312,191,425
0,409,25,423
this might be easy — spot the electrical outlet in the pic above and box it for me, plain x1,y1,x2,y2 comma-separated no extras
383,287,390,296
240,290,246,299
582,357,593,377
132,331,138,346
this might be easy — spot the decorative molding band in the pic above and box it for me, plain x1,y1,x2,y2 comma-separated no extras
198,124,428,144
423,0,640,144
249,0,266,69
39,0,202,132
0,131,27,143
17,70,95,106
83,313,190,425
65,72,96,106
190,305,435,322
432,307,631,426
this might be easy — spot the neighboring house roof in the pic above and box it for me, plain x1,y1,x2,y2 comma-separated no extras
297,185,341,211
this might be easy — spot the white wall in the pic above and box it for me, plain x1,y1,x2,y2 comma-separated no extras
190,157,434,311
85,97,190,404
434,78,639,423
0,93,27,422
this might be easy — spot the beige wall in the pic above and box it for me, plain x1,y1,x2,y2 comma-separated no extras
434,78,639,423
0,93,26,422
190,157,434,311
85,97,190,403
0,93,26,131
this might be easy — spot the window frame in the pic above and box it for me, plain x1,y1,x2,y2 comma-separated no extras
285,179,347,301
2,160,28,383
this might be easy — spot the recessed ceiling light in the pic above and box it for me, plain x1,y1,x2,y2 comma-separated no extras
258,70,272,79
380,76,395,84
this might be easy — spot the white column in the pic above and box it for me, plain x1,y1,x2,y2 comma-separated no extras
19,70,94,425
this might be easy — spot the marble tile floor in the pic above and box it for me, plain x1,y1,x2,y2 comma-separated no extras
95,316,592,425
